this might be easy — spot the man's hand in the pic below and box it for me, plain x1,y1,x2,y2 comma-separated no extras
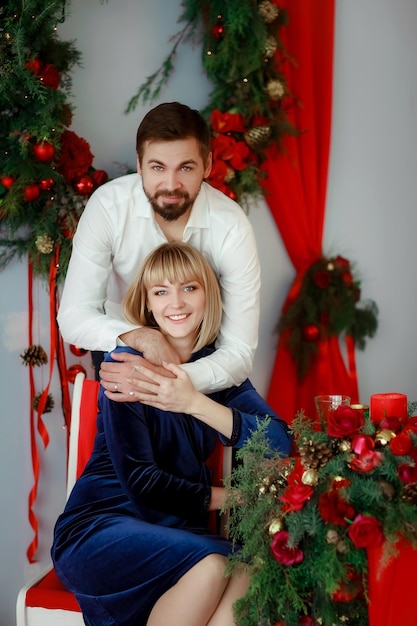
119,327,180,365
100,353,178,403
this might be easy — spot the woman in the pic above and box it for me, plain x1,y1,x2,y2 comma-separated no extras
51,242,292,626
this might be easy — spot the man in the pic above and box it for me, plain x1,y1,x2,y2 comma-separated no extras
57,102,260,400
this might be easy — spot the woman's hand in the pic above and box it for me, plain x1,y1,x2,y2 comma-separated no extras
101,352,176,403
127,362,201,414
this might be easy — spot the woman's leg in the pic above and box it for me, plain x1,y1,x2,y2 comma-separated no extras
207,566,250,626
147,554,229,626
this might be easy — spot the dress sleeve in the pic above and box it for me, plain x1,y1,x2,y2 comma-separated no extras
100,395,211,518
217,380,293,457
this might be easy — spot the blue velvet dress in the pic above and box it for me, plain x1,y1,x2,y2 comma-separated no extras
51,347,292,626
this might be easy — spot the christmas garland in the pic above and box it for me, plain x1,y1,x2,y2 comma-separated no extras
278,256,379,380
0,0,108,281
127,0,297,205
227,401,417,625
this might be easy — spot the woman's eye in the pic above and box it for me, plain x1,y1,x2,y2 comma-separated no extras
184,285,196,292
154,289,167,296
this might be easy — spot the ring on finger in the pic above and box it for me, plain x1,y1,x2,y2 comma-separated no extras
114,384,118,391
128,391,135,397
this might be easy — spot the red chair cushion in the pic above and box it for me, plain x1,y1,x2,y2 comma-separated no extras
25,569,81,612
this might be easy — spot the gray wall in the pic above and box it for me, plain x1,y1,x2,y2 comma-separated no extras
1,1,417,623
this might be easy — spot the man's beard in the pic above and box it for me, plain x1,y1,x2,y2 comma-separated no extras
144,188,197,222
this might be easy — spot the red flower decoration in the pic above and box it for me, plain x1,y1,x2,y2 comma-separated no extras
333,255,351,269
312,270,331,289
57,130,94,183
280,482,314,512
318,489,355,526
349,450,382,473
397,463,417,484
327,405,365,438
347,514,384,548
390,431,413,456
270,531,304,566
38,63,60,89
210,109,246,133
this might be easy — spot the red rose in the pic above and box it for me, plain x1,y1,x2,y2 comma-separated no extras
327,405,365,438
318,490,355,526
57,130,94,183
347,514,384,548
312,270,331,288
333,255,351,270
210,109,246,133
397,463,417,483
349,450,382,473
38,63,60,89
390,431,413,456
280,483,314,512
380,416,402,433
341,271,354,286
270,531,304,566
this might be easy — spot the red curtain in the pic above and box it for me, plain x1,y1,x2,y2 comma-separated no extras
263,0,358,424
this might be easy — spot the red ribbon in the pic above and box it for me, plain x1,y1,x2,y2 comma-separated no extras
26,248,71,562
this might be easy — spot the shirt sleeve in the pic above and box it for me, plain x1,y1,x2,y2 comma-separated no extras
181,219,261,393
57,191,139,351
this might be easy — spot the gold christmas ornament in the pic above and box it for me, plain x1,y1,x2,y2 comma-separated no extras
375,428,396,445
339,439,352,453
266,79,285,100
302,468,318,486
264,35,278,58
244,125,271,150
258,0,280,23
35,233,54,254
268,518,283,535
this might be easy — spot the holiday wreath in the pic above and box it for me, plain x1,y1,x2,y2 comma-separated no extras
226,402,417,626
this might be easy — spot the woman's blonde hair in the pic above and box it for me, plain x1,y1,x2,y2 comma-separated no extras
123,242,222,353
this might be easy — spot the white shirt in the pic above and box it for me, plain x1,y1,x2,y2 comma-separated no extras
57,174,260,393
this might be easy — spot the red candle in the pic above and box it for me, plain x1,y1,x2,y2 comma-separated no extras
369,393,408,424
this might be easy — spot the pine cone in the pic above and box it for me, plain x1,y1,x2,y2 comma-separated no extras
20,344,48,367
32,392,55,413
244,125,271,150
258,0,280,24
402,483,417,505
298,437,336,470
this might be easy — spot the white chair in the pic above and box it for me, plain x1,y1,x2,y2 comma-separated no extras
16,372,99,626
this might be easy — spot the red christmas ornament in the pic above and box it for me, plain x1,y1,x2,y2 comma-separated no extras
24,184,40,202
91,169,109,188
39,178,55,191
302,324,320,342
25,57,41,74
212,20,225,39
0,175,14,189
33,141,55,162
73,175,94,196
66,364,87,384
69,344,88,357
38,63,60,89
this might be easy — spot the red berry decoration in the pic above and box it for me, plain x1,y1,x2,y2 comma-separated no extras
73,175,94,196
25,57,41,74
91,169,109,188
33,141,55,162
39,178,55,191
212,20,225,39
69,344,88,357
24,184,40,202
302,324,320,342
66,364,87,384
0,175,14,189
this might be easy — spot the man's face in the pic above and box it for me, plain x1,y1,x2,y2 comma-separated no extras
138,138,212,221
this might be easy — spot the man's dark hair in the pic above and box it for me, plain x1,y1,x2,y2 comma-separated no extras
136,102,211,164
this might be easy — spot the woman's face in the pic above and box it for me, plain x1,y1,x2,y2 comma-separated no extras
146,278,206,344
